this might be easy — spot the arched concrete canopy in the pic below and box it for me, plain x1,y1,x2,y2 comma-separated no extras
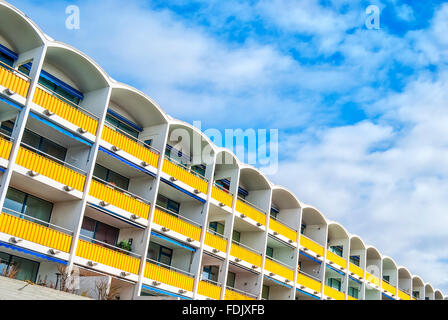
435,290,443,300
412,275,424,287
382,256,398,271
350,235,366,251
398,267,412,280
0,2,45,53
366,246,382,260
301,206,327,226
239,165,271,191
271,186,302,210
44,42,110,93
215,148,240,169
425,283,434,297
110,83,168,128
327,221,349,240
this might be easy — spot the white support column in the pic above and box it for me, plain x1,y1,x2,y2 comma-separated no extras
291,207,302,300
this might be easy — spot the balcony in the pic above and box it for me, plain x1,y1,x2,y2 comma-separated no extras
89,178,150,220
101,123,159,168
297,271,322,293
235,198,266,226
269,217,297,243
224,286,257,300
152,206,202,242
0,61,30,98
230,241,262,268
204,229,228,253
144,259,195,292
16,144,86,191
382,280,396,296
324,285,345,300
211,184,233,208
198,279,222,300
162,157,208,194
0,133,12,161
299,235,324,257
398,289,411,300
32,85,98,135
366,272,380,287
327,251,347,270
76,236,141,274
0,210,73,253
349,262,364,278
264,256,294,281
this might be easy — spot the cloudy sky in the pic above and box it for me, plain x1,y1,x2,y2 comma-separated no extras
9,0,448,293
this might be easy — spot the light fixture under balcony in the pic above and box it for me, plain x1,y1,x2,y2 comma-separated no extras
120,272,130,277
219,203,225,207
300,286,305,289
43,109,54,116
340,267,345,270
303,248,308,251
48,249,59,255
152,281,161,286
63,185,74,192
251,265,257,269
27,170,39,177
273,231,279,236
240,214,246,219
99,201,110,207
9,237,22,244
316,254,321,258
212,249,219,253
130,214,139,220
87,261,98,267
111,146,121,152
186,238,194,243
3,88,15,96
141,161,149,167
350,272,355,276
193,189,200,194
256,223,262,227
269,272,275,277
169,176,177,182
288,239,293,243
314,291,319,295
285,279,290,283
235,258,241,262
178,289,186,294
77,127,87,134
329,261,334,265
161,227,170,232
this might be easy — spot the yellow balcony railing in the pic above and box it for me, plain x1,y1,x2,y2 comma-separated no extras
349,262,364,278
382,280,396,296
33,87,98,135
347,295,357,300
204,231,227,252
0,212,72,252
76,239,140,274
366,272,380,287
235,199,266,226
162,158,208,194
398,289,411,300
0,135,12,160
144,260,194,292
324,285,345,300
327,250,347,269
153,207,201,241
211,185,233,207
224,287,256,300
198,280,222,300
101,125,159,168
16,146,86,191
0,62,30,97
89,179,150,220
300,235,324,256
264,258,294,281
297,272,322,293
230,242,262,267
269,218,297,243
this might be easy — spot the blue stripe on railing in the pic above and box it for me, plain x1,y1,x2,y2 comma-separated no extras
265,275,293,289
0,96,23,110
0,241,67,264
141,284,192,300
300,250,322,264
296,288,320,299
382,292,394,300
87,204,146,228
349,276,362,284
151,231,196,252
107,109,143,132
98,146,156,177
0,44,18,60
327,264,345,276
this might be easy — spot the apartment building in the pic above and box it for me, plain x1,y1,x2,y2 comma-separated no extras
0,0,445,300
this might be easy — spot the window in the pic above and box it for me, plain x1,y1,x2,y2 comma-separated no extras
147,242,173,266
215,179,229,192
270,207,279,219
349,255,360,266
226,272,236,288
300,224,306,234
209,222,225,236
232,230,241,243
4,187,53,225
80,217,120,246
0,252,40,282
266,246,274,258
191,164,206,177
0,51,14,67
262,285,270,300
327,278,342,291
348,286,359,299
0,120,14,136
165,144,191,165
330,245,343,257
156,194,180,214
22,129,67,162
383,275,390,282
36,72,81,105
93,164,130,190
413,291,420,299
105,113,139,138
144,139,153,147
202,265,219,282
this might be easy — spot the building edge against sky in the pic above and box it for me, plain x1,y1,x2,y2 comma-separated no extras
0,0,445,300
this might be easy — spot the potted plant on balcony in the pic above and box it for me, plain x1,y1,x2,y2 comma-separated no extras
116,240,132,255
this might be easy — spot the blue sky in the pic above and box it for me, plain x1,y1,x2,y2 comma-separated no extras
9,0,448,293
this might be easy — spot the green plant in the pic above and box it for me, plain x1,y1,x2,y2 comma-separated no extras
116,240,131,252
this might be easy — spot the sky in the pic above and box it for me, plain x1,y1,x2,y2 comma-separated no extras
8,0,448,293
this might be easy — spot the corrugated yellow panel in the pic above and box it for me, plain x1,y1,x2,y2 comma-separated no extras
297,273,322,293
327,250,347,269
0,65,29,97
366,272,380,286
382,280,396,296
347,295,357,300
0,136,12,160
230,242,262,267
101,125,159,168
299,235,324,256
32,87,98,135
235,199,266,226
264,258,294,281
224,288,256,300
153,208,201,241
204,231,227,252
162,159,208,194
269,218,297,242
211,186,233,207
349,262,364,278
16,147,86,191
398,289,411,300
89,180,150,219
198,280,222,300
144,261,194,292
0,213,72,252
324,285,345,300
76,239,140,274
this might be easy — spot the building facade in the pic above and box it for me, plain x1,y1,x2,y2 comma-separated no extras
0,0,445,300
